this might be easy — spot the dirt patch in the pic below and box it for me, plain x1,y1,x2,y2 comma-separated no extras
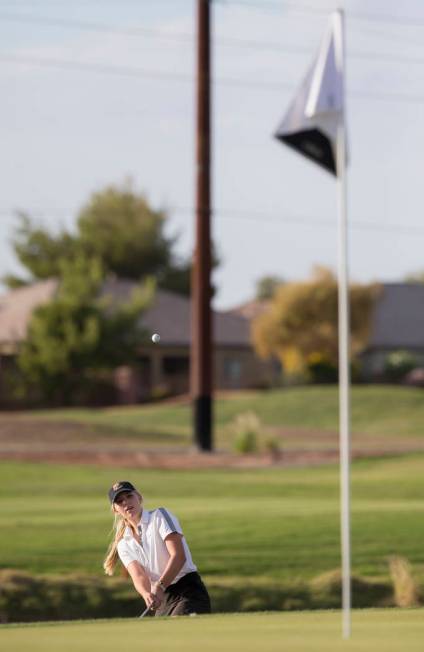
0,448,339,469
0,414,423,469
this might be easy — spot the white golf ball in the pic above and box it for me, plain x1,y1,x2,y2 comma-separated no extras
151,333,160,343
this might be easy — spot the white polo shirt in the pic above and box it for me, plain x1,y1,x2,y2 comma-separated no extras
117,507,197,585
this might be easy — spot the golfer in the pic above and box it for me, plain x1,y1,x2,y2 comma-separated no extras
103,480,211,616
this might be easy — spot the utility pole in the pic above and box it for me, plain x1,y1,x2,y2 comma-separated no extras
191,0,212,451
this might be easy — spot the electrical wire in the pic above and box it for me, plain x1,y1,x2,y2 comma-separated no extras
215,0,424,29
2,12,424,67
3,205,424,237
2,53,424,104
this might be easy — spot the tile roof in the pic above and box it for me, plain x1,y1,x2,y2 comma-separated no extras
225,298,270,320
0,279,58,344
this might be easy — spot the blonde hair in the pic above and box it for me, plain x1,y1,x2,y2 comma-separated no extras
103,513,128,576
103,490,142,576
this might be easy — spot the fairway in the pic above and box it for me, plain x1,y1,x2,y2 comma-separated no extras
1,456,424,586
1,609,424,652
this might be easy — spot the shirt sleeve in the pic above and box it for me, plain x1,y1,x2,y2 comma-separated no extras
156,508,183,541
117,539,138,569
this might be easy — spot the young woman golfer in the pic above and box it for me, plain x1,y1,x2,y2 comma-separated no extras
103,480,211,616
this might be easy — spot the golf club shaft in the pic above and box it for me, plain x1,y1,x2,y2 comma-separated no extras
139,605,151,618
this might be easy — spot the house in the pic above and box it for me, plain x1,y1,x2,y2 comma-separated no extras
230,283,424,381
0,279,280,405
360,283,424,378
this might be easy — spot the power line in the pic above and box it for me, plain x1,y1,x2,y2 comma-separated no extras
3,12,424,67
0,12,195,42
213,0,328,17
216,0,424,28
212,210,424,237
2,52,424,105
0,53,194,83
3,205,424,237
5,0,424,29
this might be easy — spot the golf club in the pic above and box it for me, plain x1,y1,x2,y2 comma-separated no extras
139,605,152,619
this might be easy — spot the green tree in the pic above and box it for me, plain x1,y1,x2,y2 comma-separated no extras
255,275,285,300
6,183,209,295
77,185,173,280
252,266,380,377
18,256,153,404
8,212,80,285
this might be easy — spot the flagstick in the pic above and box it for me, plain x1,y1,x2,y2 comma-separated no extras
336,121,351,640
274,6,350,634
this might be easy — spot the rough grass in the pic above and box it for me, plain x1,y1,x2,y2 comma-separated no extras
2,609,424,652
1,456,424,583
0,567,394,623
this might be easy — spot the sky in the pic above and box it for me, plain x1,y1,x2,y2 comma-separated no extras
2,0,424,309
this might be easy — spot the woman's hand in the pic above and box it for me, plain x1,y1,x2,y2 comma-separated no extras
152,582,165,603
143,590,162,610
126,561,162,610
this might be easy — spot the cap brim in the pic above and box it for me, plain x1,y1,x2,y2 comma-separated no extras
110,488,134,503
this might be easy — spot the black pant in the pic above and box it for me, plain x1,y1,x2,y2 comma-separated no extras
155,572,211,617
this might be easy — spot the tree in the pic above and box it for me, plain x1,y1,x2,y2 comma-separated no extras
251,266,380,377
77,185,174,280
18,256,153,404
8,212,80,285
404,270,424,284
6,183,210,295
255,275,285,300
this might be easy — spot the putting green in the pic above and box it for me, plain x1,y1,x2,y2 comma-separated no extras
1,609,423,652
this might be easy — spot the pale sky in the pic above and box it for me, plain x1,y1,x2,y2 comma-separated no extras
2,0,424,308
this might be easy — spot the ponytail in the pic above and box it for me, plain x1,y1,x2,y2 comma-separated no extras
103,514,127,576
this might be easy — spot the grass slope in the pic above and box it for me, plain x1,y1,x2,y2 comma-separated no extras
1,456,424,582
1,609,424,652
19,385,424,449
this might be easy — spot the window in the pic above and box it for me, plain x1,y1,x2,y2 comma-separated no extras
223,357,242,382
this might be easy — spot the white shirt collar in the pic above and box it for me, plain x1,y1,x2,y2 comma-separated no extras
141,509,151,526
123,509,150,540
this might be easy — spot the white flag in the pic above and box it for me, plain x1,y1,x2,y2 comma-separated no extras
274,11,345,175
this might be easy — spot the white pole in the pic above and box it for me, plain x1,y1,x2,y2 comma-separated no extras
334,7,351,639
336,120,351,639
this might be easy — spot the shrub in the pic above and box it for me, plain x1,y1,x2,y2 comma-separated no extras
307,353,338,384
384,350,417,383
0,568,402,623
150,384,171,401
309,569,393,609
0,570,136,624
229,413,283,456
389,556,421,607
263,436,282,459
230,412,262,454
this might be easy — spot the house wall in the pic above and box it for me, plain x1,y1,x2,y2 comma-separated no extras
360,347,424,378
114,345,280,403
214,347,280,390
0,346,280,407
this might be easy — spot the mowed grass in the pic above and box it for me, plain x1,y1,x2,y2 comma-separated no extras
1,456,424,582
22,385,424,447
2,610,424,652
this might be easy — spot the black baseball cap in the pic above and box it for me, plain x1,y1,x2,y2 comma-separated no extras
108,481,136,504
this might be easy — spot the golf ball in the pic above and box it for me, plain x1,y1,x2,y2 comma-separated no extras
151,333,160,343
